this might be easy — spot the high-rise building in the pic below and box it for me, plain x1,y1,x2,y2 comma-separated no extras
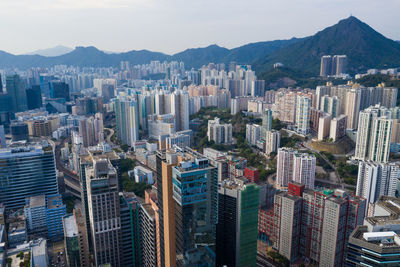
320,95,339,118
208,117,232,144
63,208,90,267
355,105,392,163
345,89,361,129
26,85,42,110
0,125,5,148
0,144,59,210
320,56,332,77
276,148,295,188
356,161,399,215
246,124,262,146
217,180,260,267
276,148,315,189
251,80,265,97
261,108,273,138
333,55,347,75
114,97,139,146
318,113,331,141
139,202,159,266
156,147,218,266
295,95,311,135
275,92,296,123
50,81,70,101
329,114,347,142
171,90,189,131
6,74,27,112
265,130,280,155
292,153,316,189
86,158,121,266
119,192,141,267
272,183,366,266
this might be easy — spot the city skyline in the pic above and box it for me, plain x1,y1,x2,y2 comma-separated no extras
1,0,400,55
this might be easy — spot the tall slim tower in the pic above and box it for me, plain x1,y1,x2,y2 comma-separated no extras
345,89,361,129
86,159,121,267
171,90,189,131
6,74,27,112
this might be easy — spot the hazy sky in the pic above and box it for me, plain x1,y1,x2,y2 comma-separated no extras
1,0,399,55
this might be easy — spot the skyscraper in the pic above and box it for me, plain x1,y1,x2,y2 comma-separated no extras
295,95,311,135
276,147,295,188
171,90,189,131
50,81,70,101
114,97,139,146
333,55,347,75
356,161,399,214
86,158,121,267
345,89,361,129
0,144,59,210
157,147,218,266
355,105,392,163
261,108,273,138
217,180,260,267
292,153,316,189
265,130,280,155
26,85,42,110
320,56,332,77
6,74,27,112
208,117,232,144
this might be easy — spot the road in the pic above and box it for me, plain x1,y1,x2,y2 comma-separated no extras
104,127,116,147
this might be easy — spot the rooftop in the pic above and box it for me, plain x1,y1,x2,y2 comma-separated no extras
28,195,45,208
63,215,78,238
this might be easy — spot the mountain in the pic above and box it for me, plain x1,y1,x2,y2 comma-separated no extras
0,39,299,69
255,16,400,75
172,45,230,69
24,45,73,57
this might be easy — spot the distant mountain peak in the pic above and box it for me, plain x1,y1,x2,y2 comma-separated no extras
24,45,73,57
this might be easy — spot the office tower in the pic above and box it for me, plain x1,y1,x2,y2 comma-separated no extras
63,209,90,267
320,95,339,118
26,85,42,110
157,148,218,266
346,196,400,266
295,95,311,135
207,117,233,144
63,214,80,267
273,190,303,263
320,55,332,77
262,108,272,137
246,124,262,146
333,55,347,75
276,148,295,188
355,105,392,163
265,130,280,155
39,74,55,97
318,113,331,141
86,158,121,267
275,92,296,123
114,97,139,146
251,80,265,97
0,93,13,128
0,144,58,210
119,192,141,267
0,125,5,148
356,161,398,214
171,90,189,131
50,81,70,101
139,202,158,266
329,114,347,142
6,74,27,112
345,89,361,129
217,180,260,267
292,153,316,189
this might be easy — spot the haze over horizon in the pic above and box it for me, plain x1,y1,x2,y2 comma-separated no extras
1,0,399,55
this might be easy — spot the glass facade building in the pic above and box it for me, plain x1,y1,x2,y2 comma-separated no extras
0,145,59,210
